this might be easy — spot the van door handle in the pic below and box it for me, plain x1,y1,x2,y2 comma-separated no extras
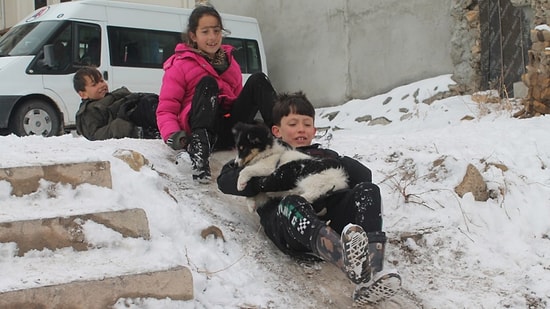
103,71,108,80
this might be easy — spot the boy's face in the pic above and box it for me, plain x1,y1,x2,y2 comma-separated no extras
272,113,316,148
77,75,108,100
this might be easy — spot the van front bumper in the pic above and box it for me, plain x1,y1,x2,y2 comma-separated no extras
0,95,22,128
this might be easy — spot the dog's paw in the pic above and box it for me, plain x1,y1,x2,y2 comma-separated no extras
237,174,250,191
237,179,248,191
237,183,247,191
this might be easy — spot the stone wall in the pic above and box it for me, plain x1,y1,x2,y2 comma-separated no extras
450,0,481,94
532,0,550,24
516,0,550,117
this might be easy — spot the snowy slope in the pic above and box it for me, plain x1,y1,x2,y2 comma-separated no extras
0,74,549,308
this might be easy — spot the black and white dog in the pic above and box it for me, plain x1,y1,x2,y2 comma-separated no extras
232,122,349,212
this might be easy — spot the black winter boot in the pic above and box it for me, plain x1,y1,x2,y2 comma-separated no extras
187,76,219,183
188,128,214,183
311,225,344,267
367,231,387,274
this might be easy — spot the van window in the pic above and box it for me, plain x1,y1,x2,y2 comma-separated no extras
104,25,263,73
107,26,181,68
76,23,101,67
28,21,73,74
222,37,262,74
0,21,60,56
27,21,101,74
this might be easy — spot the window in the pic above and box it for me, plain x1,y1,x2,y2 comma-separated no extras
25,21,100,74
223,37,262,74
107,26,180,68
106,26,262,73
28,21,73,74
0,21,60,56
75,23,101,66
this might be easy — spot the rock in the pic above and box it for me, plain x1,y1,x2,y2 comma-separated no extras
454,164,489,201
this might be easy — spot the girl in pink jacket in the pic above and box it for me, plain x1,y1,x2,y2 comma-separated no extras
157,5,276,183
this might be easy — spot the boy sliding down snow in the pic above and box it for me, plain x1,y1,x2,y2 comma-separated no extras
217,91,401,306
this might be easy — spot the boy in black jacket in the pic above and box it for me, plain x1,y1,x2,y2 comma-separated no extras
217,91,401,306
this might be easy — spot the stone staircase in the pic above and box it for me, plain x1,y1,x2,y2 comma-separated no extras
0,160,193,308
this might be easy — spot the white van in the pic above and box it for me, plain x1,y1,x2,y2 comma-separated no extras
0,0,267,137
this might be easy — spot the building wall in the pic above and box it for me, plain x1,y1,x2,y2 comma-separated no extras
211,0,454,106
1,0,454,107
1,0,35,29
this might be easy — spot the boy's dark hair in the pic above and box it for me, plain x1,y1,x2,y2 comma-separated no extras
73,66,102,92
272,91,315,125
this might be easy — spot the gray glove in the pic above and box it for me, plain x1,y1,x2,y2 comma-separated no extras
166,130,189,150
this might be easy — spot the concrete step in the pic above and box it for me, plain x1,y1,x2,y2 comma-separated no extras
0,156,194,306
0,161,112,197
0,266,193,308
0,208,150,256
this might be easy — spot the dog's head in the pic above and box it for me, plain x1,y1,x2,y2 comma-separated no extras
232,122,274,167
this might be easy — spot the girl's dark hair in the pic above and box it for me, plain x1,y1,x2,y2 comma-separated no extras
73,66,102,92
182,5,229,45
272,91,316,126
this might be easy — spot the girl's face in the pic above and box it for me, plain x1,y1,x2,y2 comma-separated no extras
272,113,317,148
189,14,222,58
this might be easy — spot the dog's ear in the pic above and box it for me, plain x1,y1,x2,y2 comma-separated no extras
232,122,251,143
246,124,273,146
261,124,273,141
246,127,263,146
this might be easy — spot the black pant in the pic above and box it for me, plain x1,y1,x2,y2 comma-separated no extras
189,73,276,150
257,182,383,258
257,196,321,260
320,182,383,234
127,93,159,139
230,72,277,128
189,76,219,132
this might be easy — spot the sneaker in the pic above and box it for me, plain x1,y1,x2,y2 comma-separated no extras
341,223,371,284
353,271,402,305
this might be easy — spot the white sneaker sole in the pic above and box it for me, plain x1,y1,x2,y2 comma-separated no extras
353,271,402,305
341,224,370,284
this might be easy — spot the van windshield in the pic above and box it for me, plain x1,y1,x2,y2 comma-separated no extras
0,21,62,57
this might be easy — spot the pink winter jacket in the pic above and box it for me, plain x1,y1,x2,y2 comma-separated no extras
156,43,243,141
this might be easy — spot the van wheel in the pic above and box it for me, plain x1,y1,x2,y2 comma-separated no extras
9,100,61,137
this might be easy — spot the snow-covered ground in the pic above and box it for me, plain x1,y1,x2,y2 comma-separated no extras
1,74,549,308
